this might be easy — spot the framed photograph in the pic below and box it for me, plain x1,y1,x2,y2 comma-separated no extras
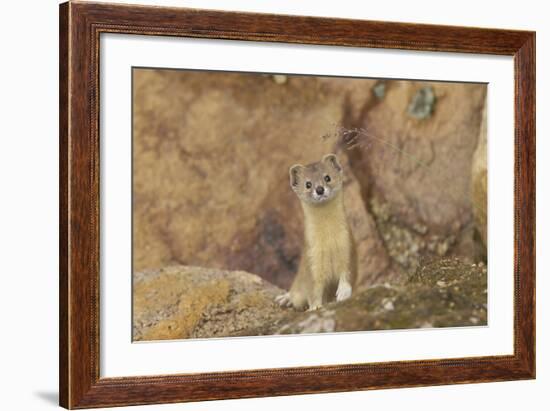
59,1,535,408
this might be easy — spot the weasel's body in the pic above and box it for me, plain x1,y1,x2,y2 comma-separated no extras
276,154,357,311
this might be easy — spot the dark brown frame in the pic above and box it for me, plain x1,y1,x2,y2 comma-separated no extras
59,1,535,409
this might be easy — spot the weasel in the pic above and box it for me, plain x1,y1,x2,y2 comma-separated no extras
276,154,357,311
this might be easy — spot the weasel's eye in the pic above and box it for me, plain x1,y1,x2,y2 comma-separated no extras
305,181,312,189
324,175,331,182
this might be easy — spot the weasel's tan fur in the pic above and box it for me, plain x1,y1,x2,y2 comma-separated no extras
276,154,357,311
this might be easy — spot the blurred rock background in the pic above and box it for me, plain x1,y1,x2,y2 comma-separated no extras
132,68,487,292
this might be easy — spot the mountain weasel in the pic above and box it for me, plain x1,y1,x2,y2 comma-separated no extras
276,154,357,311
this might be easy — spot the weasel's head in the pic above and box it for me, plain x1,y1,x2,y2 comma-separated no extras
289,154,343,205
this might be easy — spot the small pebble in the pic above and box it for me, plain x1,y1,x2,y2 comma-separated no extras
382,299,395,311
272,74,287,84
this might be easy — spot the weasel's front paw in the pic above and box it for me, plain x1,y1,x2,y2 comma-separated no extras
336,281,352,302
275,292,292,308
307,304,322,311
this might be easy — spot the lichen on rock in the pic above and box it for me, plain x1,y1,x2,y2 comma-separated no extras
408,86,436,119
133,266,285,341
266,258,487,335
133,259,487,341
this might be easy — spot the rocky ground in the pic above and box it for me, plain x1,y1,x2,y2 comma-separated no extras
133,258,487,341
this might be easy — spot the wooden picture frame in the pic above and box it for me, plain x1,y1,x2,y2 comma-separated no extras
59,1,535,408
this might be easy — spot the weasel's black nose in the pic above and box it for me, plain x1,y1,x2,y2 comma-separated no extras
315,186,325,195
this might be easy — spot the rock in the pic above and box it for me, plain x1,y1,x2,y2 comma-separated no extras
132,69,390,289
132,266,285,341
472,103,487,249
133,69,487,291
345,81,487,272
266,258,487,335
133,260,487,341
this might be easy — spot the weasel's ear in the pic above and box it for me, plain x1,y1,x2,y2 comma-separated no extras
289,164,303,189
323,153,342,173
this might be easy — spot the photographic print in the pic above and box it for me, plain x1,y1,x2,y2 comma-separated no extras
131,68,488,342
59,4,535,406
